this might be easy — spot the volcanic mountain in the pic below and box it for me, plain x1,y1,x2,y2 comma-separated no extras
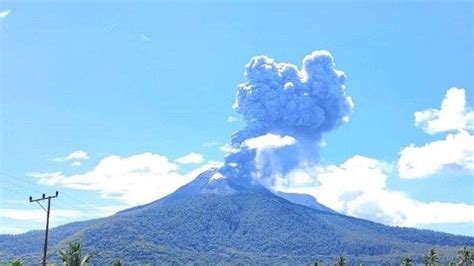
1,169,473,264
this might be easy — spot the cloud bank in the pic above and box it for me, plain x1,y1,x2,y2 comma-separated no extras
415,87,473,135
399,87,474,179
0,205,125,235
275,155,474,227
0,209,82,222
175,152,205,164
31,153,219,206
271,86,474,226
399,130,474,178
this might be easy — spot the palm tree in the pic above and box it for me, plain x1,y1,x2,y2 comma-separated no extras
447,260,457,266
458,246,472,265
401,256,412,266
423,248,439,266
9,259,24,266
113,259,123,266
336,256,346,266
58,241,95,266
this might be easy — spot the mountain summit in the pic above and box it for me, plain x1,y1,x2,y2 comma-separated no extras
1,169,473,264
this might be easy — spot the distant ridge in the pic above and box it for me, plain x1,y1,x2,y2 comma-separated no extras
275,191,336,213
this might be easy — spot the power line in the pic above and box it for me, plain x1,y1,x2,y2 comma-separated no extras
0,172,55,195
0,171,44,187
0,184,28,197
1,178,45,196
2,173,114,242
2,181,100,217
60,191,105,214
55,198,99,218
0,172,104,214
2,180,101,221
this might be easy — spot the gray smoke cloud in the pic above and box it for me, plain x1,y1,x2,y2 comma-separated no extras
221,50,353,187
232,50,353,144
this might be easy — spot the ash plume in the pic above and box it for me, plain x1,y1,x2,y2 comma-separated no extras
221,50,353,187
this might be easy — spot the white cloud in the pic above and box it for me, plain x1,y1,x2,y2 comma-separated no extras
34,152,219,206
175,152,205,164
54,150,89,162
242,134,296,150
71,161,82,167
0,10,10,19
0,209,83,222
65,151,89,160
274,155,474,227
414,87,473,134
0,205,125,234
227,116,239,123
203,141,218,148
398,130,474,178
220,143,239,154
27,171,65,186
398,87,474,179
281,88,474,226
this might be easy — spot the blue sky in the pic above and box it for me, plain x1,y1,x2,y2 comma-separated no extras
0,1,473,235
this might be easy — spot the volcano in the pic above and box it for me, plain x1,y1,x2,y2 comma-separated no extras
1,169,473,264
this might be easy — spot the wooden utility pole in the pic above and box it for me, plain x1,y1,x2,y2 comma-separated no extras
29,191,59,266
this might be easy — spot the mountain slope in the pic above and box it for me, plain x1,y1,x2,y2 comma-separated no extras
275,191,336,213
1,170,473,264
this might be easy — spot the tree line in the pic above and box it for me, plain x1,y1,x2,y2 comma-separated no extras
315,247,473,266
4,242,474,265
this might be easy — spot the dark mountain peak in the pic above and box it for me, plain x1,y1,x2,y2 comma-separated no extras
117,168,268,216
168,167,271,199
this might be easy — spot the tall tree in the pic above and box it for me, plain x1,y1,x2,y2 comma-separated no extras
401,256,412,266
58,242,94,266
458,246,472,266
336,256,346,266
423,249,439,266
113,259,123,266
447,260,456,266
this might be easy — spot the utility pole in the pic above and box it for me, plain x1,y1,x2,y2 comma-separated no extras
29,191,59,266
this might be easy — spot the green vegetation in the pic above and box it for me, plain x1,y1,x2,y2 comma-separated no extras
401,256,412,266
458,246,473,265
58,242,94,266
3,245,474,265
423,248,439,266
447,260,456,266
335,256,346,266
7,259,24,266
